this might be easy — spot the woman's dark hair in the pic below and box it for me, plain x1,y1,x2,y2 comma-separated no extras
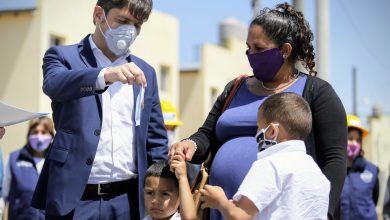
251,2,316,75
97,0,153,23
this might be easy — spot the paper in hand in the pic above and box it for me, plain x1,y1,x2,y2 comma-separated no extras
0,101,49,127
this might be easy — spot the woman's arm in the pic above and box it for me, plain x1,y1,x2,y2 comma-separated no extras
308,79,347,219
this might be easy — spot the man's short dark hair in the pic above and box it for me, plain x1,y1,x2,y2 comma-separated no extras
259,92,312,140
97,0,153,23
144,160,178,187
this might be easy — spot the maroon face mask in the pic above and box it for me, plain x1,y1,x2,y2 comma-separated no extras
246,48,284,82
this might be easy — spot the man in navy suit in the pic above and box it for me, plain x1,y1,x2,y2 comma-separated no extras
31,0,168,219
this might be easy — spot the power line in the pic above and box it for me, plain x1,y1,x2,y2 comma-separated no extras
337,0,389,71
337,0,390,97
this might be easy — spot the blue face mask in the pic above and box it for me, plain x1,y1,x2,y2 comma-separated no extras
255,123,279,152
99,11,138,56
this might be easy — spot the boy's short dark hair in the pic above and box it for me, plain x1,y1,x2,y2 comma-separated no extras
144,160,178,187
259,92,312,140
97,0,153,23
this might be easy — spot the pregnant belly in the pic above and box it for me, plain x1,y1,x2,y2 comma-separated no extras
209,136,258,199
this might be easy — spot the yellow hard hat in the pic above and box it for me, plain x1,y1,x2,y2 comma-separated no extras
161,100,183,126
347,115,368,139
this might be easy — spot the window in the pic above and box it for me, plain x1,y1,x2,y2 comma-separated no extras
160,65,170,92
49,35,64,46
210,87,218,109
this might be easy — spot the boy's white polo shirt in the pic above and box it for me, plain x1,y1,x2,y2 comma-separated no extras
233,140,330,220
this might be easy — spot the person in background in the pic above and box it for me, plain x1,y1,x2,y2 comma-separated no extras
384,174,390,220
340,115,379,220
169,2,347,219
31,0,168,219
0,127,4,217
161,100,183,147
2,117,54,220
0,127,5,139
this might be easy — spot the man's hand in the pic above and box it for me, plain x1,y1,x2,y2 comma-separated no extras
200,185,229,209
104,62,147,87
0,127,5,139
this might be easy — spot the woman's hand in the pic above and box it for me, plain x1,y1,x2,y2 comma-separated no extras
168,139,197,164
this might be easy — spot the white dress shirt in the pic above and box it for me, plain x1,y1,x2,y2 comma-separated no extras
233,140,330,220
88,35,137,183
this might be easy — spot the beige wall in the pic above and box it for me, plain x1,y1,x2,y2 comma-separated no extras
132,10,179,106
0,2,179,161
179,70,203,138
0,11,42,157
364,115,390,215
178,37,251,140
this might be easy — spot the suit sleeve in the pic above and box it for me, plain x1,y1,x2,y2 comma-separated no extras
145,67,168,164
310,82,347,219
42,46,104,102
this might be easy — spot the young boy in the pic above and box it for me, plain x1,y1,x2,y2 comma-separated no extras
200,92,330,220
143,153,196,220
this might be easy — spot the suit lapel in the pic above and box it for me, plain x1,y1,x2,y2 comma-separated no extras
78,35,103,119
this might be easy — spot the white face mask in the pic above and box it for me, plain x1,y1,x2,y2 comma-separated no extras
99,11,138,56
255,123,279,152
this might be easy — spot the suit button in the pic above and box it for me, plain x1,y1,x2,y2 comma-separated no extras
94,129,101,136
86,158,93,166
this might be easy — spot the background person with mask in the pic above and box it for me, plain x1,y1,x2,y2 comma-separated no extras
0,127,5,139
169,3,347,219
31,0,168,219
340,115,379,220
161,100,183,146
2,116,54,220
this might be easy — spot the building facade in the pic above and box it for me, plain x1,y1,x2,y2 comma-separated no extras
0,0,179,159
179,18,252,139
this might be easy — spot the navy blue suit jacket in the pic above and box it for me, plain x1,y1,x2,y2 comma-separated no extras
31,35,168,216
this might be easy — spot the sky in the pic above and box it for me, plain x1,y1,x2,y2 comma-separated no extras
154,0,390,120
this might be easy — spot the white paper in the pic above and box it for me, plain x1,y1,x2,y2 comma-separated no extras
0,101,49,127
135,86,145,126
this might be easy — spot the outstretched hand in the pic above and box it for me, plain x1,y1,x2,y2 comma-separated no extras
200,185,229,209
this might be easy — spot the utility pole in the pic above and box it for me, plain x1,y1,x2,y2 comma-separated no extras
316,0,331,81
251,0,260,18
352,66,357,115
293,0,305,14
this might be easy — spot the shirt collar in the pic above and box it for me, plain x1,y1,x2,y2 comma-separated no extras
258,140,306,160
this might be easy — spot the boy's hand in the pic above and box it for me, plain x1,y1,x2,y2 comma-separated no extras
170,152,187,180
200,185,229,209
